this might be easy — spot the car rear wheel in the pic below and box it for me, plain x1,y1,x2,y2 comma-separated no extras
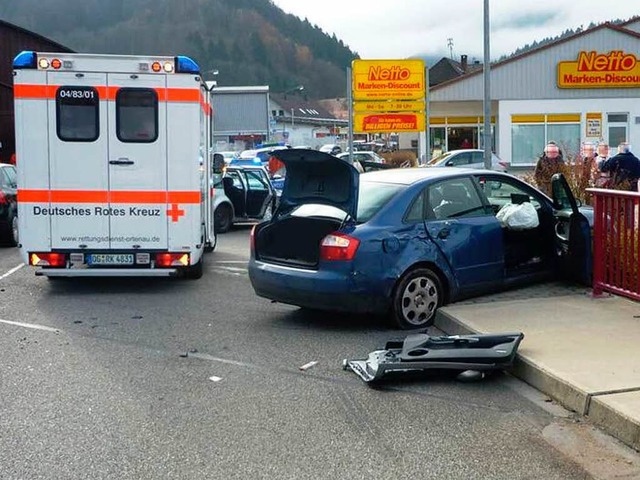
11,215,18,246
0,213,18,247
214,204,232,233
391,267,442,329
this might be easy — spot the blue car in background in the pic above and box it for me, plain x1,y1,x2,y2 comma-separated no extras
249,149,591,329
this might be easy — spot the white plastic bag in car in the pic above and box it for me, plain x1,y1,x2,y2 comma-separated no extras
496,202,539,230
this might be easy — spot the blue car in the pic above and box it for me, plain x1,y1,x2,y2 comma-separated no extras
249,149,591,329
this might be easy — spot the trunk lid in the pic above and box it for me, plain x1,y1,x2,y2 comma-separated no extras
271,149,359,220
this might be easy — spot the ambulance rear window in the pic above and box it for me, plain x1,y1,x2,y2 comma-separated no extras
116,89,158,143
56,86,99,142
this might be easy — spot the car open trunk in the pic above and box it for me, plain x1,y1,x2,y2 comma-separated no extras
255,216,343,269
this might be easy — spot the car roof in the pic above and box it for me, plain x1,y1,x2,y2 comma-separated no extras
361,166,498,185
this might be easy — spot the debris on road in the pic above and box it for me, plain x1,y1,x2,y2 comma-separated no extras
209,376,223,382
299,361,318,371
343,332,524,384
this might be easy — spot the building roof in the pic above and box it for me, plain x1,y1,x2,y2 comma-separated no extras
0,19,73,53
432,21,640,92
270,93,336,120
429,56,483,86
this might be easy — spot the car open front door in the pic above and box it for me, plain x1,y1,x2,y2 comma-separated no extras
107,74,168,250
551,173,591,284
243,169,273,217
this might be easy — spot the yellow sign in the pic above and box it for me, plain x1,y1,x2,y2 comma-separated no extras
354,112,425,133
558,50,640,88
353,100,425,113
352,59,425,100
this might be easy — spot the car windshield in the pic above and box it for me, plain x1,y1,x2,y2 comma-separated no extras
357,181,404,223
427,152,453,165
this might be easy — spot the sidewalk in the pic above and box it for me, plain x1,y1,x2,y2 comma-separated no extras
434,282,640,452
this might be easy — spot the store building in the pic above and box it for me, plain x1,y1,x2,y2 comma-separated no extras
414,18,640,169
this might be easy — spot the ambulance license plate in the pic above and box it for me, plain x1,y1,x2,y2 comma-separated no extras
88,254,134,265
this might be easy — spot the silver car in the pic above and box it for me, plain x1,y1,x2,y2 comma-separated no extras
427,149,509,172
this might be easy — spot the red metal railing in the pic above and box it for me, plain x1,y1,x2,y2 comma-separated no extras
587,188,640,301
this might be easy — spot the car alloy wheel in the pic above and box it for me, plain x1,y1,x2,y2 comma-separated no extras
214,204,232,233
392,267,442,329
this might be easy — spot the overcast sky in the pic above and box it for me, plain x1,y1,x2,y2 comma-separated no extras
271,0,639,61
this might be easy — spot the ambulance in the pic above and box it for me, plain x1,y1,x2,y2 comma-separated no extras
12,51,221,278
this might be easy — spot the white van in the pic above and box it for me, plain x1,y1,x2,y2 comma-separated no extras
13,51,219,278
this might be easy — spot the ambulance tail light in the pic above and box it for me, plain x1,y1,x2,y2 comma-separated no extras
30,253,66,267
250,225,256,253
13,51,37,69
155,253,190,267
51,58,62,69
175,56,200,74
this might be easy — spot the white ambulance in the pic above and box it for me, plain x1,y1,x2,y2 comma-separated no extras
13,51,220,278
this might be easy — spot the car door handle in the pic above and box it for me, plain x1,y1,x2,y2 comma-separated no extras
109,158,134,165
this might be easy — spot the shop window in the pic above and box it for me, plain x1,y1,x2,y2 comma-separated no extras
608,113,628,148
547,124,580,157
511,124,544,166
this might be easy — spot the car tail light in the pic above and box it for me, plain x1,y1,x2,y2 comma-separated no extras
250,225,256,253
30,252,66,267
320,232,360,261
155,253,189,267
0,191,6,204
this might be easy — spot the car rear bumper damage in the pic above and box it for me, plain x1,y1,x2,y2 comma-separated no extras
249,260,389,313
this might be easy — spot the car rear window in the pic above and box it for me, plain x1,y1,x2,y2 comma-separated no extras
357,181,403,223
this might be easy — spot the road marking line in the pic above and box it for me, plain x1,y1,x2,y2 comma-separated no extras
216,266,247,272
209,376,223,382
0,263,25,281
0,318,60,333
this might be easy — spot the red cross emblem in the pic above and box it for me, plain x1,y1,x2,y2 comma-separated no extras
167,204,185,222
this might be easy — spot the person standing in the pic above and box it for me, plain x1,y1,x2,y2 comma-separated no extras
534,142,565,196
600,142,640,191
594,141,611,188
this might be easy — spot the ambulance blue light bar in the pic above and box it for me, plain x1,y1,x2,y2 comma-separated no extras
175,56,200,74
13,51,37,69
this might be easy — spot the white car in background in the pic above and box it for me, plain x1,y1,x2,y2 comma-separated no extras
426,149,509,172
337,151,385,164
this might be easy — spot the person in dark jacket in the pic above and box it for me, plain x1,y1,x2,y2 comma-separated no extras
534,142,565,196
600,143,640,191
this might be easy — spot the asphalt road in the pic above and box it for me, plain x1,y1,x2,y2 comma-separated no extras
0,227,621,479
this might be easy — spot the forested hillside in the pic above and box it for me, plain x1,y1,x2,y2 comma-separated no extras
0,0,358,98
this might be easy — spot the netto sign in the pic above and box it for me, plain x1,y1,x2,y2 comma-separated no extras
352,59,425,100
558,50,640,88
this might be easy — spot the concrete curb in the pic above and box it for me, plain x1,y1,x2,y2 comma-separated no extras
434,309,640,451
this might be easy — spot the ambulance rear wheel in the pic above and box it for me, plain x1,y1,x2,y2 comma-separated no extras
184,257,203,279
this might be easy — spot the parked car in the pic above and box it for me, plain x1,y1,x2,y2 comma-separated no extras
0,163,18,246
216,151,239,164
231,146,289,167
427,149,509,172
338,151,385,164
319,144,342,156
213,165,276,233
249,149,591,329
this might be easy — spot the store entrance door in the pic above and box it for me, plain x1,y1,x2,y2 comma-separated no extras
447,126,478,150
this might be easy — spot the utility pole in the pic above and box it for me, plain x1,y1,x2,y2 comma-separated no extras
483,0,492,169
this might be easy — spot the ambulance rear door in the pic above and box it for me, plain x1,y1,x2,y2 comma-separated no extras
48,72,110,250
107,74,168,250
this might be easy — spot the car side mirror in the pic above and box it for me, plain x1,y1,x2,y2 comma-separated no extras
212,153,225,174
445,160,454,167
